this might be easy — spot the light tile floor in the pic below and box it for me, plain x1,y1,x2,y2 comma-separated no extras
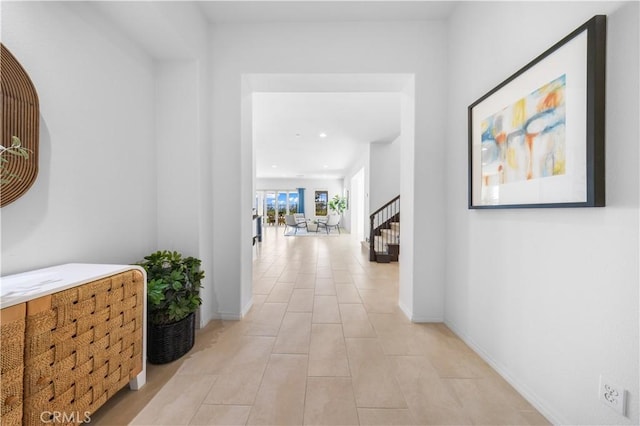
91,226,550,425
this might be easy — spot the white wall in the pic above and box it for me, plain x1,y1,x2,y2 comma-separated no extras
155,58,218,326
0,2,157,274
370,136,401,211
444,2,639,425
156,61,200,254
0,2,217,327
151,2,213,326
211,21,448,320
399,80,418,319
256,177,343,220
343,144,371,235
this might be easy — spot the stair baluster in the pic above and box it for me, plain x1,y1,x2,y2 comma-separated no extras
368,195,400,262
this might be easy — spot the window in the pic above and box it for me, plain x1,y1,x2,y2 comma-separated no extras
288,192,299,213
315,190,328,216
260,190,300,225
277,192,287,217
264,191,276,224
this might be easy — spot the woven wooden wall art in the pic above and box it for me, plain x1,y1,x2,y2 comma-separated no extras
1,43,39,208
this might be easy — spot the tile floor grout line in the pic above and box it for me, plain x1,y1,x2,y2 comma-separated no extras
90,230,552,425
165,372,221,426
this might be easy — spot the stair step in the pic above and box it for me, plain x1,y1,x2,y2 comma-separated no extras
387,243,399,261
390,222,400,232
371,237,388,252
380,229,399,242
375,252,391,263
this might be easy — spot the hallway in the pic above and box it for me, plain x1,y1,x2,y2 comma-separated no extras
94,226,549,425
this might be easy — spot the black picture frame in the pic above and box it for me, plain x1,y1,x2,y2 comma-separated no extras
468,15,606,209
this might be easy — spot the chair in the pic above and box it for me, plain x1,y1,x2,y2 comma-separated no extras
317,214,340,234
293,213,306,224
284,214,307,235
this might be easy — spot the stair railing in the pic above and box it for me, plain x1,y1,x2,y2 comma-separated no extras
369,195,400,261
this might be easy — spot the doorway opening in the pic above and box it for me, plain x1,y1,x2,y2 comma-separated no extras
241,73,415,319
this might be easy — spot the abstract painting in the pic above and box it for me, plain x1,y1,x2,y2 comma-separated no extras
468,15,606,208
481,75,566,192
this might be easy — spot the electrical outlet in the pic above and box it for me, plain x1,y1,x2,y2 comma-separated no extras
599,375,627,416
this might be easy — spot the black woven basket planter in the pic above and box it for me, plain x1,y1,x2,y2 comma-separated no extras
147,312,195,364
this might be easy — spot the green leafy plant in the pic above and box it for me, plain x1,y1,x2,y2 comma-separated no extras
136,250,204,326
1,136,30,185
328,195,347,215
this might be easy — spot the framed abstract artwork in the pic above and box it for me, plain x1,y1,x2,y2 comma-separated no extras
468,15,606,209
315,190,328,216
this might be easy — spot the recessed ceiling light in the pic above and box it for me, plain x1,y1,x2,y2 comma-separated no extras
319,132,327,138
323,165,328,168
271,165,277,168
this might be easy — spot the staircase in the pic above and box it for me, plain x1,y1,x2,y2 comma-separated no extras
368,195,400,263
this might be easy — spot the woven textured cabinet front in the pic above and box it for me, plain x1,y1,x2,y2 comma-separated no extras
23,270,144,425
1,303,26,426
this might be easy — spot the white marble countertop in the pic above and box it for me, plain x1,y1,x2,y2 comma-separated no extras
0,263,146,309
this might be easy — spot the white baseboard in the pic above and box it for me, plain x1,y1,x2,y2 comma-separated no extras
411,315,444,323
241,298,253,318
217,312,242,321
213,298,253,321
398,300,443,323
398,300,412,320
445,319,565,425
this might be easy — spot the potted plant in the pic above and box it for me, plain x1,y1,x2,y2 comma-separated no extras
136,250,204,364
328,194,347,215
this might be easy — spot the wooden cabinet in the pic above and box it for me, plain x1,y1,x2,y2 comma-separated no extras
1,303,26,426
0,265,146,425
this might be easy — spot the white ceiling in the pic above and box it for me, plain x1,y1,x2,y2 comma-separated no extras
254,92,401,179
196,2,449,181
91,2,195,60
199,1,456,23
90,1,448,181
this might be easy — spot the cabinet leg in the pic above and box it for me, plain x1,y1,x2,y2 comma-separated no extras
129,369,146,390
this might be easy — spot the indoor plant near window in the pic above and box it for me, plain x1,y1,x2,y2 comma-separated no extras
328,194,347,215
136,250,204,364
